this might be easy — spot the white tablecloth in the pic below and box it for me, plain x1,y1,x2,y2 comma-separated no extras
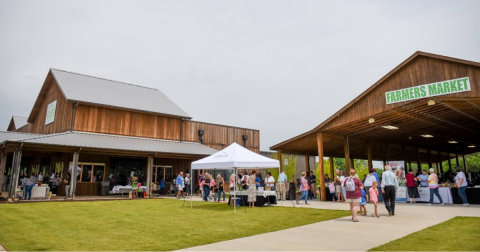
406,187,453,204
232,191,277,198
31,186,49,199
112,186,147,194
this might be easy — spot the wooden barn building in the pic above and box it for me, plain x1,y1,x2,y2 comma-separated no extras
270,51,480,201
0,69,259,199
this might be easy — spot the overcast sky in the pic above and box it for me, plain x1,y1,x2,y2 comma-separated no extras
1,0,479,151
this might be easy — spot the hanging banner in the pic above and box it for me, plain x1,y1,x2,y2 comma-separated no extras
45,100,57,125
389,161,407,202
385,77,471,105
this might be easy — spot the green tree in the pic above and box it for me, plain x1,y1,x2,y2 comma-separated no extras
267,152,297,182
466,153,480,172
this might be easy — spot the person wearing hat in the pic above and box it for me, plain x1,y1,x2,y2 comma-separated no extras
363,169,377,203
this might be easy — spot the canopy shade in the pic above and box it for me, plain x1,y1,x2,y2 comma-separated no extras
191,142,280,170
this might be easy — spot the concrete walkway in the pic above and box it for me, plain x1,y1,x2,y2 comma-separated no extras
179,199,480,251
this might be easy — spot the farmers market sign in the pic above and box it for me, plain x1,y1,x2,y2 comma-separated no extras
45,100,57,125
385,77,471,105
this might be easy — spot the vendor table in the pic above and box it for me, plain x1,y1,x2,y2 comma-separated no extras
31,186,50,199
451,187,480,204
112,186,147,195
406,187,453,204
228,191,277,207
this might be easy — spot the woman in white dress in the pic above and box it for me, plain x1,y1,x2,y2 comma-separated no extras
248,170,257,207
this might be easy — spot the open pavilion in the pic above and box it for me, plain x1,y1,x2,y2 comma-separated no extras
270,51,480,201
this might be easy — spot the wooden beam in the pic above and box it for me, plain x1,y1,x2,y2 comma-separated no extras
0,151,6,193
147,156,153,198
277,149,283,172
438,151,443,174
70,151,80,199
329,156,334,179
427,149,433,170
9,149,22,201
350,158,355,169
305,153,310,173
317,133,326,202
455,154,459,167
367,141,373,170
403,146,408,172
447,153,452,172
416,147,421,172
344,137,350,171
463,155,467,172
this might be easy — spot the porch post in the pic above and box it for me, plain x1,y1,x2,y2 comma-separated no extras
455,154,459,167
403,146,408,172
277,149,283,172
329,157,334,179
343,137,350,172
416,147,421,172
0,151,6,192
317,133,325,201
147,156,153,198
305,153,310,173
438,151,443,174
9,148,22,201
447,153,452,172
70,151,80,199
367,141,373,170
427,149,433,170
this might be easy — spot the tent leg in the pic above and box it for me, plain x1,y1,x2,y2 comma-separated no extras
234,169,236,213
190,168,193,209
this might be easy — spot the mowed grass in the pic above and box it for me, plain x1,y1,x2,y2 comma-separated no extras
0,199,349,251
370,216,480,251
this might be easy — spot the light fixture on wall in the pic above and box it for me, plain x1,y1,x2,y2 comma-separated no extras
198,130,204,144
368,118,375,124
428,100,436,106
242,135,248,147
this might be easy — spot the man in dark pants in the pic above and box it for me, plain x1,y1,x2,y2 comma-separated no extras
381,165,398,216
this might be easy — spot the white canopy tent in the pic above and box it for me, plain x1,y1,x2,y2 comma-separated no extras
190,142,280,212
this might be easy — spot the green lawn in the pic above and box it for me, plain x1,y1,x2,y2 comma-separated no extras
370,216,480,251
0,199,349,251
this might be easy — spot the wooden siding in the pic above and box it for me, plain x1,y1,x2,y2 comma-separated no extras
183,121,260,153
28,78,73,134
321,56,480,131
14,124,32,133
73,105,182,140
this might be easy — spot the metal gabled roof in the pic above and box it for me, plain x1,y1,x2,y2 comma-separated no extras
50,69,191,119
16,131,217,156
12,116,29,129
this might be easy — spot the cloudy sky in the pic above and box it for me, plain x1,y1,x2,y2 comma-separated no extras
1,0,479,151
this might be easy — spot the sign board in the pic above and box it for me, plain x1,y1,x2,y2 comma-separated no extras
385,77,471,105
284,159,288,166
390,161,406,202
45,100,57,125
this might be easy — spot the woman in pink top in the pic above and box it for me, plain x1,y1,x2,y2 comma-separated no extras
343,169,363,222
296,172,310,205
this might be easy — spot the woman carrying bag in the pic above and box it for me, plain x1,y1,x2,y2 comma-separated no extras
296,172,310,205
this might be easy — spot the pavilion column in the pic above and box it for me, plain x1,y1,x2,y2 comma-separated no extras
382,158,387,167
463,155,468,172
455,154,459,167
438,151,443,174
329,157,334,179
408,161,412,171
9,148,22,201
317,133,326,201
403,146,408,172
0,151,6,192
350,158,355,169
277,149,283,172
344,137,350,172
416,147,421,172
70,151,80,199
305,153,310,173
146,156,154,198
447,153,452,172
367,141,373,170
427,149,433,171
386,143,391,161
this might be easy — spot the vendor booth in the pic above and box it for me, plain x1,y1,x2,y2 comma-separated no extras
191,142,280,212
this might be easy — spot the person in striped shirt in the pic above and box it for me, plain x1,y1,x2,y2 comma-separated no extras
21,173,34,200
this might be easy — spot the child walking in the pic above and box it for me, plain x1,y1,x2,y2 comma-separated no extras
329,181,336,202
359,189,367,216
369,181,380,217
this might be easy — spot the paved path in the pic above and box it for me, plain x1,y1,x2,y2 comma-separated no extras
179,198,480,251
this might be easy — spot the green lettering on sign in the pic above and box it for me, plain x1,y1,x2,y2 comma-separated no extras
385,77,471,105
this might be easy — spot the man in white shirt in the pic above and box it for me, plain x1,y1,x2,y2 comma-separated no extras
277,171,287,200
38,172,44,183
381,165,398,216
265,172,275,190
363,169,377,203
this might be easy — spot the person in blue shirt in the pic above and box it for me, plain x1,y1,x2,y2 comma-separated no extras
176,172,184,199
359,189,367,216
159,178,166,195
372,170,383,203
417,170,429,187
255,173,262,188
